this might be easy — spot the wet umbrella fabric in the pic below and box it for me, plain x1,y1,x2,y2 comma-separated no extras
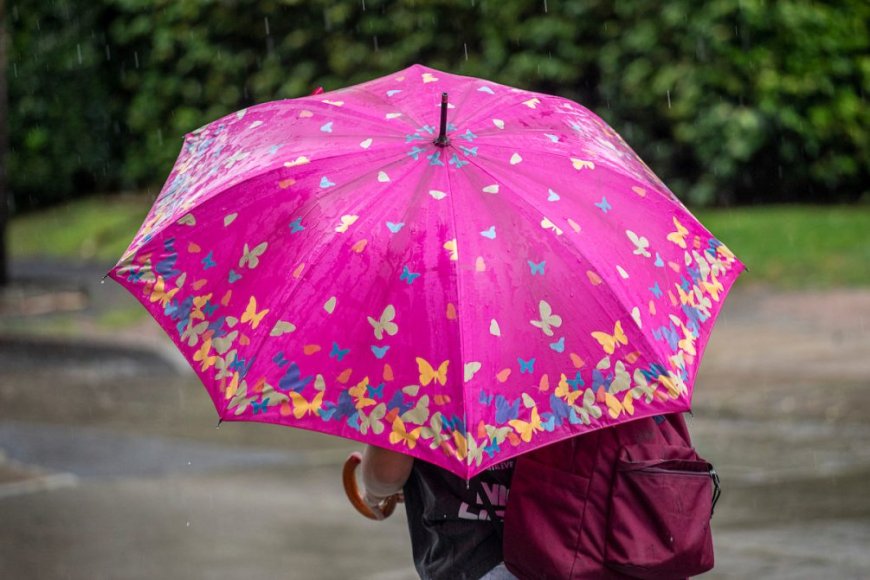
110,64,744,479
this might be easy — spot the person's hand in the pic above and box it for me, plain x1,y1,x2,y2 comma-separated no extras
362,489,404,521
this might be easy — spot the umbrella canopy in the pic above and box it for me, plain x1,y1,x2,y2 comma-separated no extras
110,64,744,479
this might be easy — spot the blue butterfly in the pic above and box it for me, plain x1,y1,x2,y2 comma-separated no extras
540,414,556,432
549,337,565,353
567,371,585,389
518,357,536,374
371,345,390,359
386,89,402,97
407,146,425,160
483,439,501,458
202,301,218,317
641,363,668,384
251,398,270,415
420,124,435,135
207,316,228,337
461,129,478,142
155,251,180,280
595,196,612,213
592,368,614,391
289,218,304,233
346,411,361,431
166,296,193,322
278,362,312,392
652,323,680,351
479,390,494,405
460,146,478,157
387,391,413,415
680,276,692,292
427,151,444,166
367,383,384,399
228,269,242,283
405,133,424,142
441,414,465,433
386,222,404,233
549,394,584,427
687,265,702,283
229,355,254,379
495,395,520,424
649,281,663,299
400,265,420,285
127,269,144,283
449,153,468,169
321,391,356,421
272,352,289,367
320,121,333,133
329,342,350,361
654,252,664,267
528,260,546,275
201,251,216,270
320,176,335,188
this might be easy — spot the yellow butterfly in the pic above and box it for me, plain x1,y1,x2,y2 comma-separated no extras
604,390,635,419
509,406,544,443
239,241,268,269
288,390,323,419
349,377,376,409
591,321,628,354
677,324,697,356
148,276,180,307
416,357,449,386
389,416,423,449
530,300,562,337
335,214,359,233
368,304,398,340
555,373,584,406
241,296,269,329
359,403,386,435
401,395,430,425
702,274,724,301
443,238,458,261
193,337,217,371
667,217,688,249
540,217,564,236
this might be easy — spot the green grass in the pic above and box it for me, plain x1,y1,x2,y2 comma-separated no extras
9,196,869,288
9,194,153,263
695,205,870,288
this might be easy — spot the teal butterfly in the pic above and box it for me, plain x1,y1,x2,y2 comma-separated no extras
528,260,546,275
251,398,270,415
289,218,304,233
400,265,420,284
371,345,390,359
595,196,612,213
518,357,536,374
329,342,350,361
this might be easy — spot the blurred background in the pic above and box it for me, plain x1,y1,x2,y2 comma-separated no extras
1,1,868,579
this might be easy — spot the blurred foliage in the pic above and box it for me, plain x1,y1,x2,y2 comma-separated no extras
8,0,869,210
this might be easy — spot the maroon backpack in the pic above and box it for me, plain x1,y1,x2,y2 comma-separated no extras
503,414,719,579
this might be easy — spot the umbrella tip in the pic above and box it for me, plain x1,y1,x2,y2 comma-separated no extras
434,92,450,147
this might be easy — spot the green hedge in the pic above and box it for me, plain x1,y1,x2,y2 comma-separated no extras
9,0,869,210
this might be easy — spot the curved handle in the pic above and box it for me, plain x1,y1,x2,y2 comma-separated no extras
342,452,398,520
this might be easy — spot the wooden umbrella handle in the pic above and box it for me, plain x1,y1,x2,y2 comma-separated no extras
342,452,398,520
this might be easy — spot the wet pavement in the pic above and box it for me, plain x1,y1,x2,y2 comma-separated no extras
1,261,868,579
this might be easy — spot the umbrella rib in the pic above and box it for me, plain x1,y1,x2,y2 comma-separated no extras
460,155,668,374
442,159,473,474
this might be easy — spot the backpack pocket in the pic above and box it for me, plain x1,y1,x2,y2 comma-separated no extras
503,453,592,579
604,445,718,579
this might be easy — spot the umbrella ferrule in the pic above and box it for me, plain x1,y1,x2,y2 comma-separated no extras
434,92,450,147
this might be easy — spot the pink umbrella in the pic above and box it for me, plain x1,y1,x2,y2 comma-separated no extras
110,64,744,480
